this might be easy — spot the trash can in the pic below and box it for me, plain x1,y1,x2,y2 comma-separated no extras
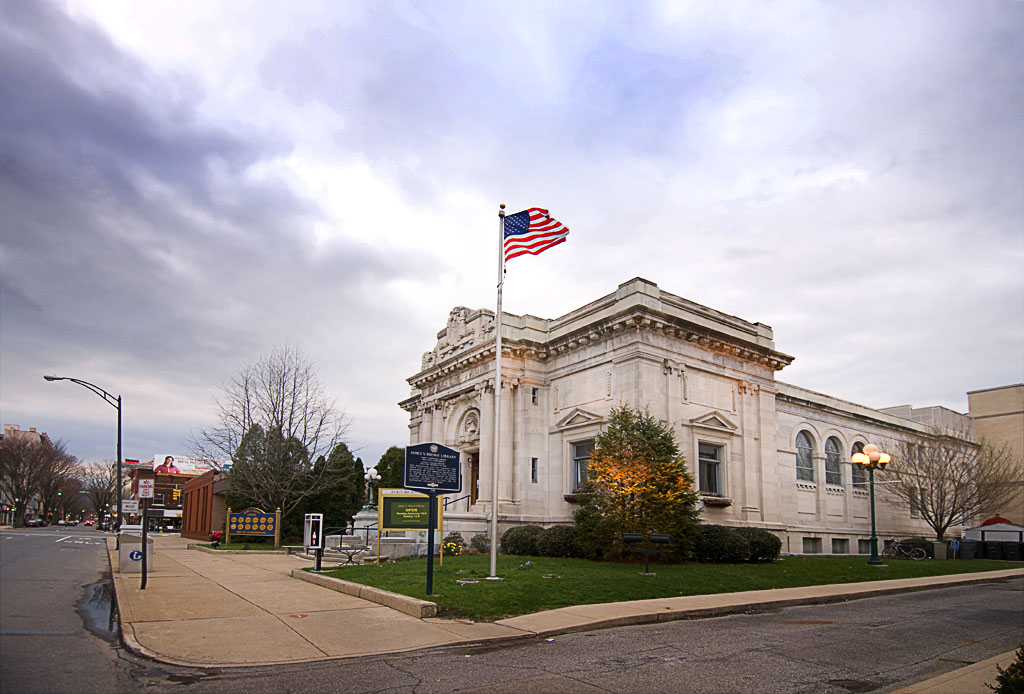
983,541,1004,560
932,541,947,560
959,540,977,560
1003,542,1022,562
118,534,154,573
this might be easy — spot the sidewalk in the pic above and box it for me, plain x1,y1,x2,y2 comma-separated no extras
108,535,1022,689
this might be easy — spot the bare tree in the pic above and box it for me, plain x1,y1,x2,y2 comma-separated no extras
880,434,1023,540
0,433,76,527
79,462,121,528
192,344,351,517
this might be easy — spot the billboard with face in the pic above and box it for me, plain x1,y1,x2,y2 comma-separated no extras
150,455,226,477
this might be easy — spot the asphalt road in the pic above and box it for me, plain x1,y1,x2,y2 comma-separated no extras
1,530,1021,694
0,526,124,693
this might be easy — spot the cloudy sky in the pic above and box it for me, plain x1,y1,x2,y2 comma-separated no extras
1,1,1021,466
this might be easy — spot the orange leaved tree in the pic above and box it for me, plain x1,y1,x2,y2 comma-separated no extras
573,406,700,560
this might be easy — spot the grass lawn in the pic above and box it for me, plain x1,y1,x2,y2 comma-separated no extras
322,554,1023,621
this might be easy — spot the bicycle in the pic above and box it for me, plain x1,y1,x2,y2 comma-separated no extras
882,542,927,560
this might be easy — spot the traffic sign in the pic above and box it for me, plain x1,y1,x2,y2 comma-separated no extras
137,479,154,499
403,443,461,493
121,499,139,513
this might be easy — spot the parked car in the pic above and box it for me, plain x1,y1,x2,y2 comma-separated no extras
24,519,47,527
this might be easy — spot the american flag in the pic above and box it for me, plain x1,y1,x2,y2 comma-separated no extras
503,208,569,262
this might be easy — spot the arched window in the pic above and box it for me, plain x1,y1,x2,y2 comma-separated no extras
825,437,843,486
851,442,867,487
795,431,815,482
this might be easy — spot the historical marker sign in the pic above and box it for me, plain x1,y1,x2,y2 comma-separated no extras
403,443,461,493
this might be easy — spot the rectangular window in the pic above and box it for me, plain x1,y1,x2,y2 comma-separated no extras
531,457,538,483
698,443,722,495
571,441,594,491
831,538,850,554
858,539,871,554
153,493,164,506
802,537,822,554
531,388,539,405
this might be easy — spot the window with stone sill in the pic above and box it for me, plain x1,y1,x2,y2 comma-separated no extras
571,440,594,492
795,430,815,482
825,436,843,486
698,442,723,496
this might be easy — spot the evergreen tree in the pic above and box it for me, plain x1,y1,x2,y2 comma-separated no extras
573,405,700,560
375,445,405,491
306,443,365,531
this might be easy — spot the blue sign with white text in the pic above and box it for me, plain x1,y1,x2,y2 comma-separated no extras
404,443,461,493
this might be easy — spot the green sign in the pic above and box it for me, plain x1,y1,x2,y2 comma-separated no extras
384,498,431,530
378,489,443,532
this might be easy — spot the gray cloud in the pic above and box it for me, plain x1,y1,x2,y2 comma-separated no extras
1,1,1021,465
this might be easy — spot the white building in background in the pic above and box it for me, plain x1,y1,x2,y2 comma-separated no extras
400,278,974,554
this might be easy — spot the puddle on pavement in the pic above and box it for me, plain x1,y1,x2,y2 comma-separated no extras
77,579,119,642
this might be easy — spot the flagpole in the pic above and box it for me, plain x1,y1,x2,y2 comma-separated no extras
488,203,505,579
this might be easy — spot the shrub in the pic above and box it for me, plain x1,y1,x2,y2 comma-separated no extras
572,500,617,559
469,533,490,554
901,537,933,558
536,525,581,558
693,525,751,563
442,531,466,555
500,525,544,556
987,643,1023,693
735,527,782,562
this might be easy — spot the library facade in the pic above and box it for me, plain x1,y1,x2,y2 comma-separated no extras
400,278,974,554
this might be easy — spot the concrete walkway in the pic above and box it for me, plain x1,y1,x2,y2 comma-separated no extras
108,535,1022,690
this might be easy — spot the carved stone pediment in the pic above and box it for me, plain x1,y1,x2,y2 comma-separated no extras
425,306,496,367
690,410,738,433
556,407,604,431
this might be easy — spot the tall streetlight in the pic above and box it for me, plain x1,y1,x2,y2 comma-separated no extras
851,443,890,566
364,467,381,509
44,375,122,547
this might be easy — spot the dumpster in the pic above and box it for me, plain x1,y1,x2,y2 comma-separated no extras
118,534,154,573
983,541,1005,560
1003,542,1022,562
958,541,977,559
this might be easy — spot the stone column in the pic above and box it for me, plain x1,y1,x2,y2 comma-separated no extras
498,381,515,504
479,385,495,506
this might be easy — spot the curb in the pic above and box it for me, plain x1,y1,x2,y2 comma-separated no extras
291,569,437,618
187,543,288,555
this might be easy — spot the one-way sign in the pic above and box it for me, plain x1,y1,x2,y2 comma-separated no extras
403,443,461,494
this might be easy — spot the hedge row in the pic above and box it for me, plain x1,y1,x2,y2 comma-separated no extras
500,525,582,557
693,525,782,563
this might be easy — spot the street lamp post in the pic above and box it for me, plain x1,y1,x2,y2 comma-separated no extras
364,467,381,508
851,443,891,566
44,375,123,547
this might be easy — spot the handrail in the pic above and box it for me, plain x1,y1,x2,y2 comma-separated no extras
444,494,471,509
